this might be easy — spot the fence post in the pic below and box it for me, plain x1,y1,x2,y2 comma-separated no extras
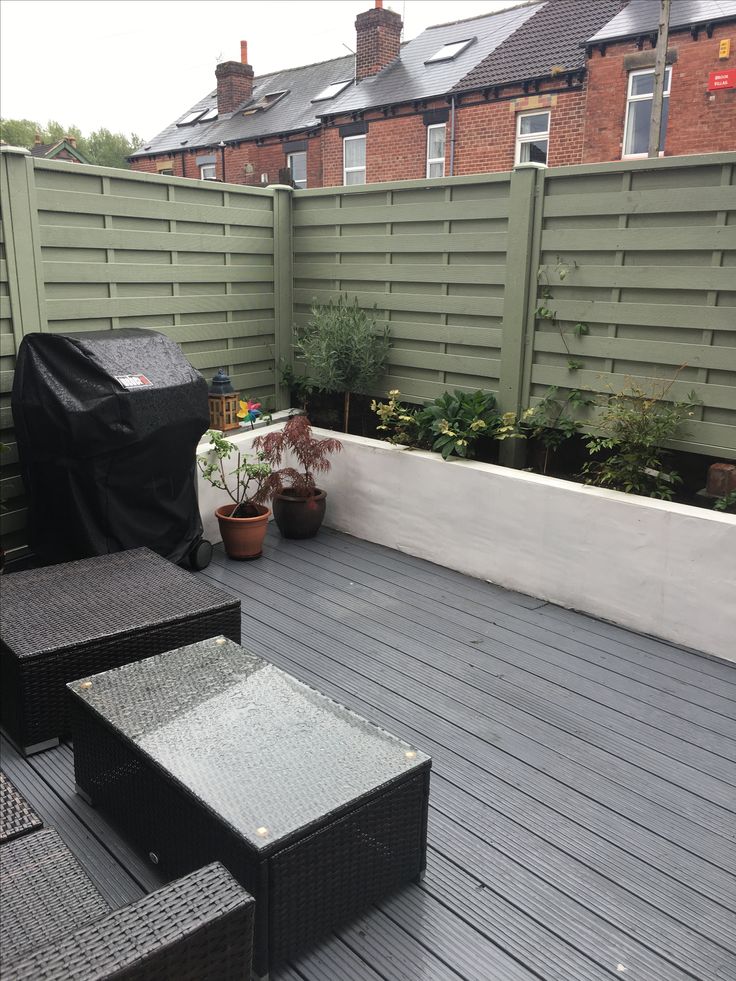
498,162,544,468
271,184,294,411
0,146,47,349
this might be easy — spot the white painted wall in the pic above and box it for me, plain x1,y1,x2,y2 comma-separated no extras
197,423,736,663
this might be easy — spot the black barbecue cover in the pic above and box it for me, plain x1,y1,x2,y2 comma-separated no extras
12,328,210,564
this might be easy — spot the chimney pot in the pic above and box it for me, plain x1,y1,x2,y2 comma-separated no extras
240,40,248,64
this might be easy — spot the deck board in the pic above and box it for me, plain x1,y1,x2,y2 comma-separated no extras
2,526,735,981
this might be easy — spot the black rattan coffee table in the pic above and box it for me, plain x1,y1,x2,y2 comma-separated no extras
69,637,431,980
0,548,240,754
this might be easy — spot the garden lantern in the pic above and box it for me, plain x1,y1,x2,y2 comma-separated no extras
208,368,240,431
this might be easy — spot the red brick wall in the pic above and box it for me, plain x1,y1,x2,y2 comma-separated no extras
131,133,323,187
454,88,587,175
131,21,736,188
583,23,736,161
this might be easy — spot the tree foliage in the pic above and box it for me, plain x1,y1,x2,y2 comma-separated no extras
0,118,141,170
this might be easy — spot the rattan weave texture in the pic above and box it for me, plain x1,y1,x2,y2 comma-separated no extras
0,770,43,844
1,828,254,980
0,828,111,963
0,548,240,751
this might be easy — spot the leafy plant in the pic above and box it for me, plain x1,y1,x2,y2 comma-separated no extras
370,390,428,447
713,490,736,513
253,415,342,499
567,359,583,371
294,295,391,433
417,390,501,460
581,376,698,500
505,387,593,474
198,429,275,517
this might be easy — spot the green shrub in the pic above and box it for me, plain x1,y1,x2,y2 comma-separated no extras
294,295,390,432
581,380,698,500
417,390,501,460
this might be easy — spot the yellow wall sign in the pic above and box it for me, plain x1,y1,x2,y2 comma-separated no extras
719,39,731,59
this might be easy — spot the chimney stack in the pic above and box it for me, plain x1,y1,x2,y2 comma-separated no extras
355,1,402,82
216,41,254,114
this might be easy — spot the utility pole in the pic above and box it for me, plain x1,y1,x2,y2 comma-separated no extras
648,0,671,157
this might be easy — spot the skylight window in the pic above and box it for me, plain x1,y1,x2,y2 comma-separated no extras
177,109,207,126
243,90,289,115
312,80,351,103
198,106,218,122
425,38,475,64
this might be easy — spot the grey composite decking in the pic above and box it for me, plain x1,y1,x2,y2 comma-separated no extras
2,526,735,981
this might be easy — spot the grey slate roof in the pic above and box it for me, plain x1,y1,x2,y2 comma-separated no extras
132,53,355,158
319,2,542,118
588,0,736,44
453,0,628,91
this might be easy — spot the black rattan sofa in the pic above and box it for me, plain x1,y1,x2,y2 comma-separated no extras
0,772,255,980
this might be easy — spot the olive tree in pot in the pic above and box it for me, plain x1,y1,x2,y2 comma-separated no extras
254,415,342,539
198,429,275,559
294,295,390,433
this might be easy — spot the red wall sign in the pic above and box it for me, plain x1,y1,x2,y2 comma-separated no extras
708,69,736,91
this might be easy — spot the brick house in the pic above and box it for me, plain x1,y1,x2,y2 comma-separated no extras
29,134,90,164
129,0,736,186
583,1,736,160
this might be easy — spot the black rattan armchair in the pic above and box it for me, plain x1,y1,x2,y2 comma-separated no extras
1,828,255,980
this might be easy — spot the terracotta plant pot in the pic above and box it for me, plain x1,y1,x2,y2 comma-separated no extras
215,503,270,560
272,490,327,539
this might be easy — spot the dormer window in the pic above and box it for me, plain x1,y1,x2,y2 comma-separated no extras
312,80,351,102
425,38,475,64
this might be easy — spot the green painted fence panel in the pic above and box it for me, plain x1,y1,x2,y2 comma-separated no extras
0,150,282,556
528,154,736,459
292,174,512,404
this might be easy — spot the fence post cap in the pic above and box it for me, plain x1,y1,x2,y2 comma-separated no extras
513,161,547,172
0,145,31,156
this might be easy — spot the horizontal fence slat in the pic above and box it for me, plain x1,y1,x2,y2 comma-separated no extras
45,293,275,321
388,348,501,377
529,365,736,411
541,226,736,252
293,289,503,319
292,199,509,227
548,298,735,332
542,186,736,218
40,226,274,255
293,262,505,287
42,262,274,285
36,188,274,227
532,333,736,372
293,232,508,254
546,265,735,293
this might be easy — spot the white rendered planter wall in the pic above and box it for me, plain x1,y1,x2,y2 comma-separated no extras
197,424,736,663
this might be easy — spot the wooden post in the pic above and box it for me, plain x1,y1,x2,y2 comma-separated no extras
0,146,48,346
271,184,294,411
648,0,671,158
498,162,544,469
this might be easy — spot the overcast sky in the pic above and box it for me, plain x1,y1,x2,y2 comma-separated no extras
0,0,529,142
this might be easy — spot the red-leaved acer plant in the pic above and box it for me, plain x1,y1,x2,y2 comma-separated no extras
253,415,342,499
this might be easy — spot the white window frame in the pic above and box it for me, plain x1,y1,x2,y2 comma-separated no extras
199,163,217,180
343,135,366,186
287,151,307,189
426,123,446,178
622,66,672,159
515,110,550,166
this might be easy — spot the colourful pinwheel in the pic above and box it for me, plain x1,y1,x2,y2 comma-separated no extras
237,398,262,429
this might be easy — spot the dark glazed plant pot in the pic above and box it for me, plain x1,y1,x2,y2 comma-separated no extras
272,490,327,539
215,503,270,559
